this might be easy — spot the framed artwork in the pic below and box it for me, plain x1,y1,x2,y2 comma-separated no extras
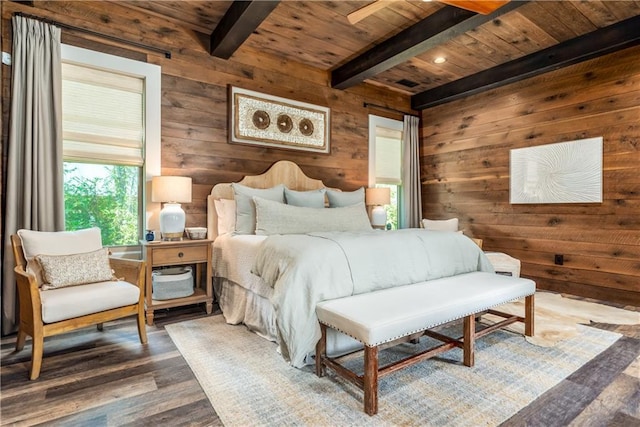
510,137,603,204
229,86,330,153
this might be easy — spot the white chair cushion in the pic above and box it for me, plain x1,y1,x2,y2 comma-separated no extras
421,218,459,232
40,280,140,324
18,228,103,286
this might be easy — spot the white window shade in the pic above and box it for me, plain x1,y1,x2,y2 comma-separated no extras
62,62,144,166
375,128,403,185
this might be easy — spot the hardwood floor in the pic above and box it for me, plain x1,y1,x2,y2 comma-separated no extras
1,301,638,426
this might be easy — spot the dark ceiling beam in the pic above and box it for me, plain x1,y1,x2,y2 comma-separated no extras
412,14,640,110
331,1,527,90
210,1,280,59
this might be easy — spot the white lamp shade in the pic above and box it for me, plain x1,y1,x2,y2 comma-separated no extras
365,187,390,206
152,176,192,203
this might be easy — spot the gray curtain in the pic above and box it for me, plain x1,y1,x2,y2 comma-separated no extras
400,115,422,229
2,16,63,335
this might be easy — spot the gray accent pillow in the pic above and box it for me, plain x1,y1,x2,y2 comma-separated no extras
326,187,365,207
284,187,326,208
232,183,285,234
254,197,372,235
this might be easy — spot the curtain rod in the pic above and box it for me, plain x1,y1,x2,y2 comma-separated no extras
363,102,419,117
14,12,172,59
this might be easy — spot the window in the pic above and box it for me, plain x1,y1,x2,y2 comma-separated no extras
61,45,160,247
369,115,404,229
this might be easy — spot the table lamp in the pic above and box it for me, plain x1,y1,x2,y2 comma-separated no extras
152,176,192,240
365,187,390,228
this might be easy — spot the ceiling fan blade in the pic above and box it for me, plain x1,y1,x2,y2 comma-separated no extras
438,0,510,15
347,1,398,25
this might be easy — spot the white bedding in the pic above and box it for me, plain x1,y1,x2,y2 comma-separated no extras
213,229,493,369
212,234,278,340
253,229,494,367
213,234,270,298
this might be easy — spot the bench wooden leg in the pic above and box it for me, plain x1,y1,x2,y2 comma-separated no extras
363,345,379,416
525,294,535,337
463,314,475,367
316,323,327,377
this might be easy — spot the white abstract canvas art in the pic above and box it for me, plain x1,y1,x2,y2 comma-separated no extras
510,137,603,204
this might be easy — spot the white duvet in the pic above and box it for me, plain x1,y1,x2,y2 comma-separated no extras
253,229,494,367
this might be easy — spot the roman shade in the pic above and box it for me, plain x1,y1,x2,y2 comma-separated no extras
62,62,144,166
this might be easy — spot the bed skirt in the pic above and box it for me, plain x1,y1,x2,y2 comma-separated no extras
213,277,362,362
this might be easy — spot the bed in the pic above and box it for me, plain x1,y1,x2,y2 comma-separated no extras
207,161,493,368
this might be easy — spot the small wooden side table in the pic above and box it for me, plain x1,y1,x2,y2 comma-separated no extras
140,239,213,325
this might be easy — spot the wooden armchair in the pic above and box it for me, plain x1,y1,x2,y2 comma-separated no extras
11,228,147,380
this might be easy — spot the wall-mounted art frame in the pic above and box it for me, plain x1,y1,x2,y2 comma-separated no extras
510,136,603,204
229,86,330,153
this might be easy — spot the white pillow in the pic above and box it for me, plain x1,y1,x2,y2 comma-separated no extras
17,227,104,286
231,183,285,234
284,187,326,208
421,218,459,232
254,197,372,235
326,187,364,207
214,199,237,235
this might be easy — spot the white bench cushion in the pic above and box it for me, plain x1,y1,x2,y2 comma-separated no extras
316,272,535,346
40,281,140,324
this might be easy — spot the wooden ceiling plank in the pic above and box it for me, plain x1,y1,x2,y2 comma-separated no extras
598,0,640,22
503,11,560,47
119,1,228,33
383,0,442,22
536,1,597,35
411,14,640,110
331,1,527,89
210,0,280,59
571,0,622,28
519,2,581,42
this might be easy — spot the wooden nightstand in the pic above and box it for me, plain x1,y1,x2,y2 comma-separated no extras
141,239,213,325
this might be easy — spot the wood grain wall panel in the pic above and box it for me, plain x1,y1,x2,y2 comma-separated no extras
421,45,640,305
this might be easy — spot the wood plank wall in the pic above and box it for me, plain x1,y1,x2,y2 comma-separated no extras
0,1,411,234
420,45,640,306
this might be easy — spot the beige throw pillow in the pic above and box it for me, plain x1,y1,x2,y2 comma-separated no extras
36,248,115,290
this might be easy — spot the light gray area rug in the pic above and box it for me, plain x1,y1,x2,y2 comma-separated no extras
166,315,621,426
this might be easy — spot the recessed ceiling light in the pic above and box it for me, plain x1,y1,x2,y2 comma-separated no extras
434,57,446,64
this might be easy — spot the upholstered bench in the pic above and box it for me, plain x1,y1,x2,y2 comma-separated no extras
315,271,535,415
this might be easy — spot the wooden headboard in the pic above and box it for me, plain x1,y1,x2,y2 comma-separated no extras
207,160,329,240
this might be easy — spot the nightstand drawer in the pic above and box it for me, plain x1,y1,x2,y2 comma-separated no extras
152,245,208,265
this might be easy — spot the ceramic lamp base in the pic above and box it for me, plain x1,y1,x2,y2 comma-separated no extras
159,203,185,240
370,205,387,228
